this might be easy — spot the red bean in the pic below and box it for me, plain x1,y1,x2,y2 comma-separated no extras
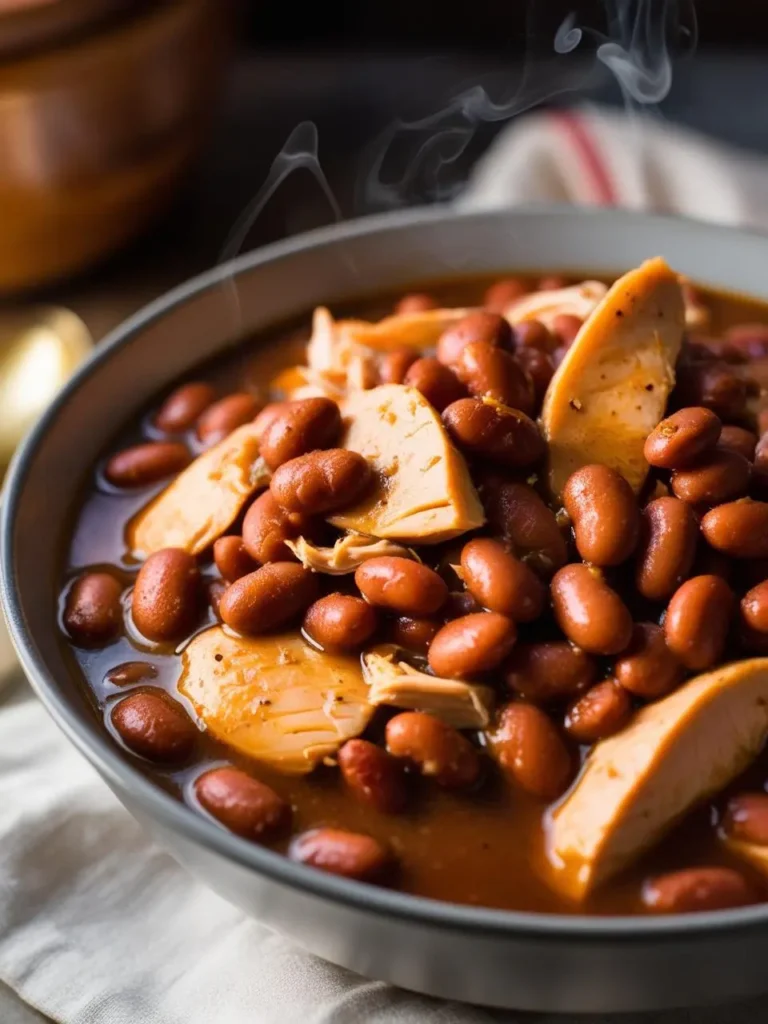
514,319,558,355
460,537,545,622
551,564,633,655
663,575,734,670
270,449,372,514
644,408,722,470
156,382,217,432
63,572,123,645
303,594,377,651
220,563,319,635
675,364,748,422
563,465,640,566
718,425,758,462
355,557,447,616
480,477,567,575
132,549,200,643
670,449,751,505
197,393,262,445
726,323,768,359
484,277,528,311
213,536,257,582
104,661,158,687
259,398,341,470
428,612,517,678
643,867,756,914
614,623,682,698
386,711,481,789
565,680,632,742
551,313,582,347
195,766,290,839
436,312,513,366
454,342,534,414
723,792,768,846
404,357,466,412
338,739,407,813
379,347,419,385
701,500,768,558
741,581,768,634
105,442,190,488
442,398,544,468
505,642,596,702
513,347,555,410
390,616,440,654
489,702,572,799
635,497,698,601
111,690,197,763
241,490,305,564
290,828,392,882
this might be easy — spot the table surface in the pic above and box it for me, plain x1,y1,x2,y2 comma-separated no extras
3,46,768,1024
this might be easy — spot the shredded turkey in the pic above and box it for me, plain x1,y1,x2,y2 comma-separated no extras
504,281,607,331
362,647,494,728
285,534,416,574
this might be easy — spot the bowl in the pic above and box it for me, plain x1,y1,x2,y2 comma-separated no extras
0,0,231,293
5,206,768,1013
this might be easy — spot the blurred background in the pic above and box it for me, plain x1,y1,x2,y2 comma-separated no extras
0,0,767,359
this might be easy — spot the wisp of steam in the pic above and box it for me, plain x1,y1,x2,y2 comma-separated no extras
219,0,697,323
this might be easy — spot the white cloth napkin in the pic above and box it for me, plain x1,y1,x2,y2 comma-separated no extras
461,106,768,227
5,105,768,1024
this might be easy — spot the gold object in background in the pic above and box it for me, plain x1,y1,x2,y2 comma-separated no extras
0,307,92,471
0,0,232,294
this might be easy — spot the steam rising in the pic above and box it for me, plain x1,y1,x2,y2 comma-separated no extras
219,0,697,280
219,121,342,333
361,0,696,210
220,121,341,266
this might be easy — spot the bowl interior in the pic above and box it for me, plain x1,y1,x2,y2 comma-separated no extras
7,205,768,932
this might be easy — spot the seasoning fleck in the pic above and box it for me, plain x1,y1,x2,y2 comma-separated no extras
569,398,583,412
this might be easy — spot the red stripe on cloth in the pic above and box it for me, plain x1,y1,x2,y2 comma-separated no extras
549,111,618,206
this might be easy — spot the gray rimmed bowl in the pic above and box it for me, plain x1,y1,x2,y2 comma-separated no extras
4,206,768,1014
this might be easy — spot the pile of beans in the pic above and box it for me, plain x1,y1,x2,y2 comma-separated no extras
61,277,768,913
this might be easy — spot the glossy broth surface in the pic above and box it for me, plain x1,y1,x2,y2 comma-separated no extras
62,273,768,915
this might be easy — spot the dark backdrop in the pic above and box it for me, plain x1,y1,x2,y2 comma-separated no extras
236,2,767,51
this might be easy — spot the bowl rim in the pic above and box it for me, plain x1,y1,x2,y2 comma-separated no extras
6,202,768,941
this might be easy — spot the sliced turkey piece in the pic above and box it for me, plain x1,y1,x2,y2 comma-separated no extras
540,257,685,501
547,658,768,900
178,628,374,774
504,281,607,331
128,424,270,556
305,305,472,387
330,384,485,544
285,534,415,574
362,647,495,728
332,307,473,355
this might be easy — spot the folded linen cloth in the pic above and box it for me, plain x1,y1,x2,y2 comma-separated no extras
5,105,768,1024
460,106,768,224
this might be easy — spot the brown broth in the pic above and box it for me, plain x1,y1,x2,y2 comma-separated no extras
61,272,768,915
